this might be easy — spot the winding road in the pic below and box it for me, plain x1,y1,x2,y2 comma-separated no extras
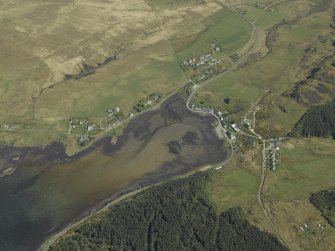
183,3,293,250
39,2,294,250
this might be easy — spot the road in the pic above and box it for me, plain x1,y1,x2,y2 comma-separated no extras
39,5,253,250
258,138,293,250
183,3,295,249
4,0,261,146
39,152,227,251
39,2,293,250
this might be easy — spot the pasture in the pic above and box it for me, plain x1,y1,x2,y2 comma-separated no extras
176,8,253,60
208,145,262,212
263,138,335,201
261,138,335,250
0,0,224,148
194,3,332,137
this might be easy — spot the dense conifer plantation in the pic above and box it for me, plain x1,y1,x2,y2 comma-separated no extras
50,173,287,251
310,190,335,228
291,100,335,139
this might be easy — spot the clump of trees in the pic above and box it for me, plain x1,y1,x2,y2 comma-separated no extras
290,100,335,139
50,173,287,251
310,189,335,228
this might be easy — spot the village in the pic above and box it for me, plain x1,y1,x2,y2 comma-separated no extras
295,221,326,234
0,92,161,147
181,42,227,82
265,139,280,171
71,92,161,146
189,99,285,174
1,124,20,131
0,2,278,154
190,103,250,149
234,3,275,17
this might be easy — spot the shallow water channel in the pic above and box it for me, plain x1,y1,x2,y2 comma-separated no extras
0,95,226,251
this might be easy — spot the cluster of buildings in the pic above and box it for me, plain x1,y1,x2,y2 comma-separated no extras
213,109,238,143
243,120,252,129
297,222,325,232
183,54,216,70
255,3,274,11
215,109,225,123
106,106,127,125
226,123,239,142
210,43,221,53
230,123,241,133
73,105,124,145
78,135,90,145
106,118,121,129
133,93,160,112
255,3,265,7
69,118,97,144
209,110,237,143
266,140,280,170
299,223,308,231
190,104,213,114
70,118,89,126
74,93,161,146
197,67,215,81
69,118,92,133
86,124,96,132
225,131,237,142
106,106,120,117
235,7,247,16
2,124,19,130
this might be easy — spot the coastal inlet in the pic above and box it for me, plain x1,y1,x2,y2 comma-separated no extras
0,95,227,251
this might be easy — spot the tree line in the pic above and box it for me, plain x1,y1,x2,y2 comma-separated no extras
50,173,287,251
310,189,335,228
290,100,335,139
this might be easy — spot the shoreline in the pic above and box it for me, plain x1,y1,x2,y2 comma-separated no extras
38,162,224,251
0,94,228,251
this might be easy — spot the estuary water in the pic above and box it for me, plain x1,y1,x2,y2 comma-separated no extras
0,95,226,251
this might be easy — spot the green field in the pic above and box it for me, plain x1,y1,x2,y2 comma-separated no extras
209,168,259,211
36,51,187,120
176,8,253,59
0,0,225,149
2,0,335,250
241,5,264,22
49,173,287,251
259,138,335,250
255,0,312,30
0,0,257,150
263,138,335,201
194,5,332,136
255,11,285,29
145,0,195,8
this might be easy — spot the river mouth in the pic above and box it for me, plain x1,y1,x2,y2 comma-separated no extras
0,94,226,251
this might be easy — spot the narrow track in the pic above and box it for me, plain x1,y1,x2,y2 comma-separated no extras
39,2,295,250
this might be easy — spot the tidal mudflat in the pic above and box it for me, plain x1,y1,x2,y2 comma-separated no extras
0,95,226,251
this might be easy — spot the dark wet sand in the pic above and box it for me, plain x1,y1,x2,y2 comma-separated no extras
0,94,226,251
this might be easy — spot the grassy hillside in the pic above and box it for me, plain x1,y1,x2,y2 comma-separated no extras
0,0,223,150
261,138,335,250
176,8,253,59
146,0,195,8
193,0,335,138
310,190,335,228
264,138,335,201
291,100,335,139
49,173,287,251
